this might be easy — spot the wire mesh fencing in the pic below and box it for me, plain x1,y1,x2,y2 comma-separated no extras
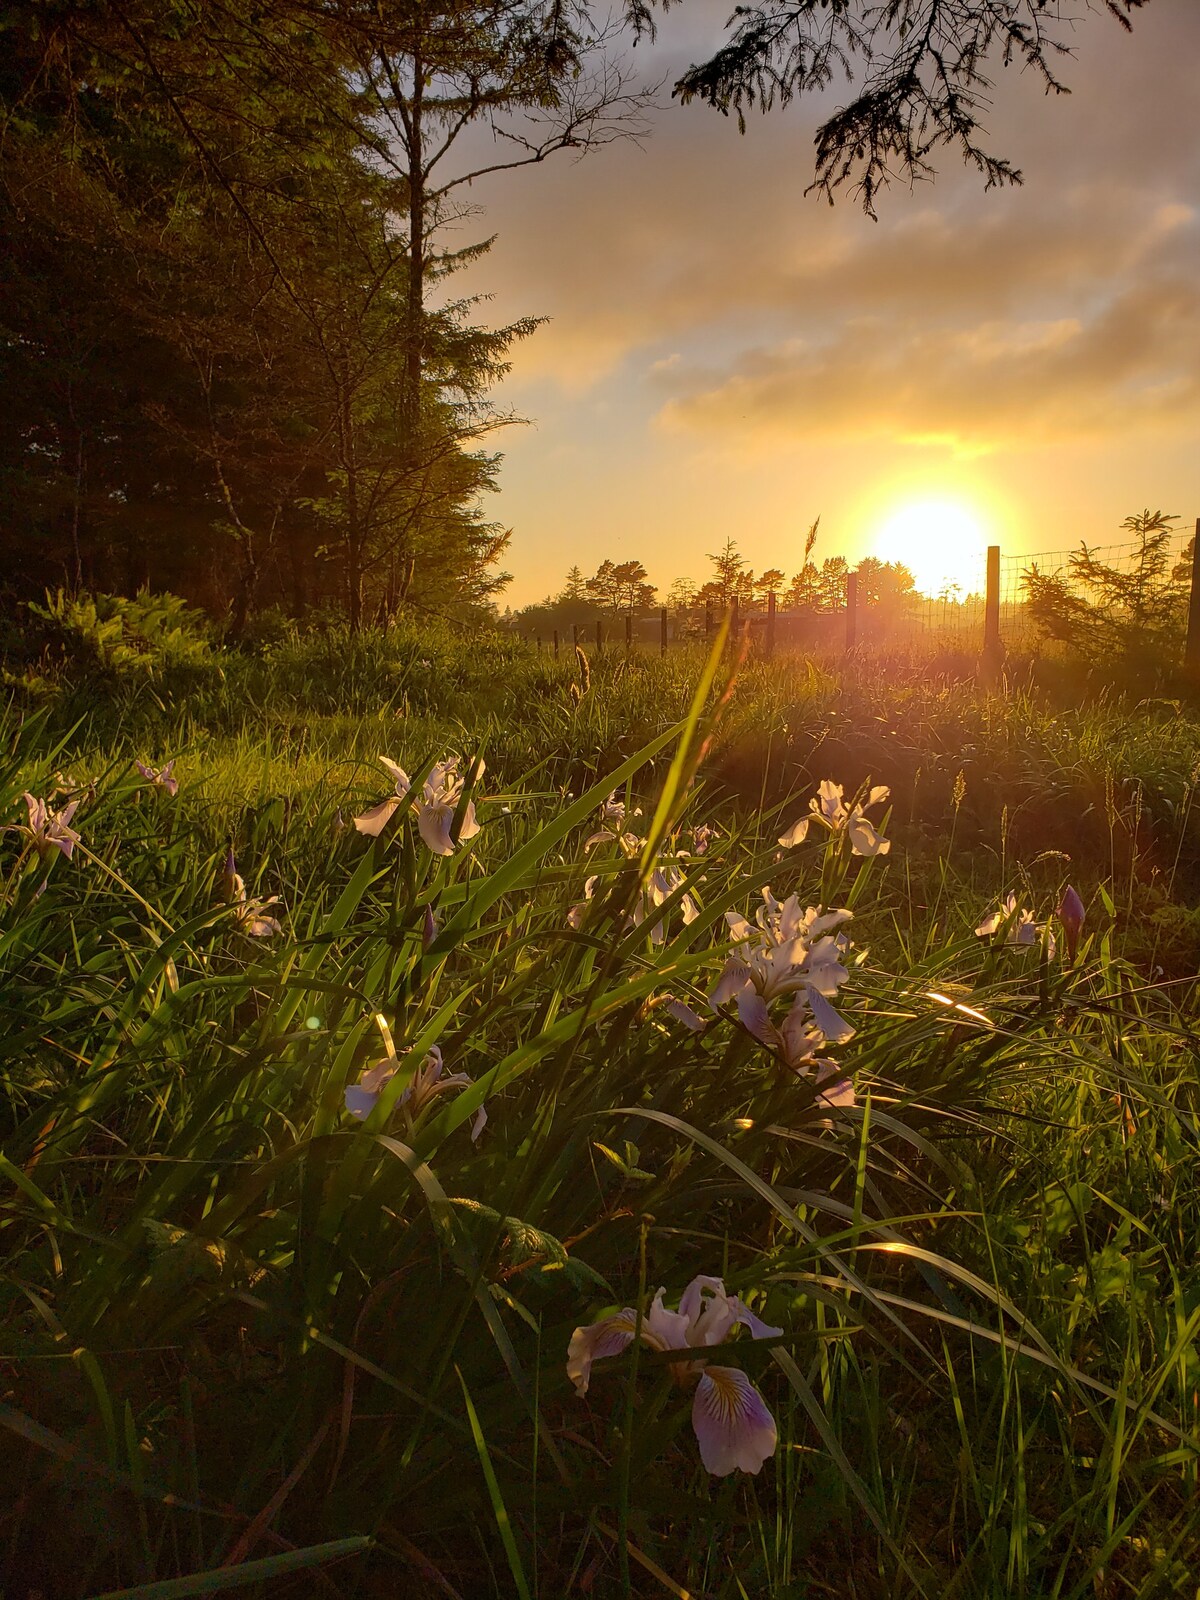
520,522,1199,664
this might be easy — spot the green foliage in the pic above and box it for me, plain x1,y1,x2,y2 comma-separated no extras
1023,511,1189,669
0,638,1198,1596
25,588,214,678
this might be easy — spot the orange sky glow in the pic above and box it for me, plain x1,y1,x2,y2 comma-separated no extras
452,0,1198,604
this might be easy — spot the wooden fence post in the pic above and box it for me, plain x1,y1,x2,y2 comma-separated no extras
596,619,604,653
730,596,739,646
625,613,633,652
765,591,776,659
1186,518,1200,674
660,607,668,654
983,544,1001,661
552,629,559,660
845,572,858,652
705,602,713,641
572,622,579,651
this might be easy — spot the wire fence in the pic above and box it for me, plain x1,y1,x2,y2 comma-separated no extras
524,522,1199,663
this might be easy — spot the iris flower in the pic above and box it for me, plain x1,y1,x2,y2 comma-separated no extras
221,850,282,937
690,824,719,856
779,780,891,856
355,756,482,856
16,793,81,860
712,891,852,1010
568,865,698,944
975,893,1055,957
568,1274,781,1476
135,760,178,797
344,1041,486,1141
1058,884,1086,959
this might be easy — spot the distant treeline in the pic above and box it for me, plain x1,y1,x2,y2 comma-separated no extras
508,537,920,635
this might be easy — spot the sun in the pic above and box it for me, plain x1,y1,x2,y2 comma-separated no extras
871,499,989,598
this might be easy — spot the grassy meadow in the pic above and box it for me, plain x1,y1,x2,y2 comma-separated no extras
3,621,1200,1599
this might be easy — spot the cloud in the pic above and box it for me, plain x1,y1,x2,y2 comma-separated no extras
654,248,1200,454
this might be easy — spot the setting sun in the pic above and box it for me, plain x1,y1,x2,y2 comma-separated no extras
871,499,990,598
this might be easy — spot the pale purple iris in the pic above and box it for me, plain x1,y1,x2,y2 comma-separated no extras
779,780,891,857
135,760,178,797
975,892,1055,957
221,849,282,937
17,793,81,860
344,1042,487,1141
1058,884,1086,960
568,1274,781,1476
354,756,482,856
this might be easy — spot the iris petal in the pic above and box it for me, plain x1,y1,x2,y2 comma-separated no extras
692,1366,777,1475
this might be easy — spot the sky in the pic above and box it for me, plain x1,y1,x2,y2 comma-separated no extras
450,0,1199,604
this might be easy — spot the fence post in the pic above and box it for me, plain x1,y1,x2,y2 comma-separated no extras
845,572,858,652
730,596,739,646
765,591,776,660
552,629,559,660
625,613,633,652
596,619,604,653
536,635,542,653
1186,517,1200,675
660,606,668,655
572,622,579,651
705,603,713,641
983,544,1001,661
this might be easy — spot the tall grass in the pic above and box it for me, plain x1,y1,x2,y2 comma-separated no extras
1,628,1198,1597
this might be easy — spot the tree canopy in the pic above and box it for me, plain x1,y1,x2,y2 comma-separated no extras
0,0,650,628
650,0,1151,213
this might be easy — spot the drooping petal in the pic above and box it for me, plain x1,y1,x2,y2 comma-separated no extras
416,803,457,856
692,1367,778,1475
470,1103,488,1142
728,1298,783,1341
846,813,890,856
807,987,855,1045
710,959,752,1010
736,988,780,1051
344,1084,380,1120
359,1059,397,1097
663,997,706,1032
777,815,810,848
804,938,849,996
813,1061,856,1108
778,996,821,1066
566,1310,640,1397
354,797,401,837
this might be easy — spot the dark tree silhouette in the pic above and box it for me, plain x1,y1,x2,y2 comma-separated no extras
640,0,1151,214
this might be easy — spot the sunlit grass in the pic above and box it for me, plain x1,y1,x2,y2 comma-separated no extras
1,626,1198,1597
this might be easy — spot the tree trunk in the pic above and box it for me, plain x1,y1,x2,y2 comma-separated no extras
404,52,425,463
